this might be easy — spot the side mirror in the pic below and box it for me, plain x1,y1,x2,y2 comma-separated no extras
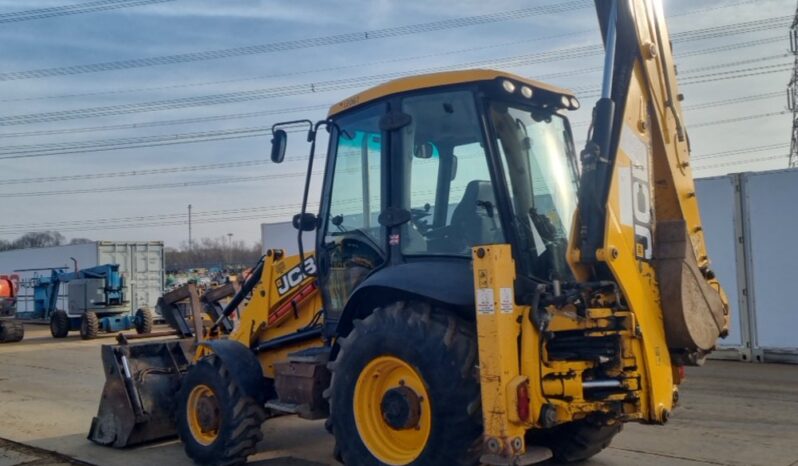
270,129,287,163
292,212,318,232
450,155,458,181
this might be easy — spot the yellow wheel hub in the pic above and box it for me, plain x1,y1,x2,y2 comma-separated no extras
186,384,220,446
353,356,431,465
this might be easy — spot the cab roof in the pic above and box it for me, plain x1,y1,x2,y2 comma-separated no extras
327,69,575,117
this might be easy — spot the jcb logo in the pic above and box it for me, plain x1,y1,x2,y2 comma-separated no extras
631,158,652,261
623,125,653,261
276,257,317,296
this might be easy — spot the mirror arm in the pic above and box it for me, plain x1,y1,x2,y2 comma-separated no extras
271,119,314,135
297,119,332,278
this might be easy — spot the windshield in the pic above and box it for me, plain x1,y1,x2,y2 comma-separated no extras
489,101,578,280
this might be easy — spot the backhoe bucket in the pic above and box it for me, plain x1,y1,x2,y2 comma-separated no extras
88,339,194,447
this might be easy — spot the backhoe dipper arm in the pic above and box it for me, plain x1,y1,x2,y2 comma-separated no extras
574,0,729,362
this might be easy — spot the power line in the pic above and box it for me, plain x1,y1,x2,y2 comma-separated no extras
0,105,328,139
0,0,174,23
0,204,298,231
0,208,316,236
0,0,590,82
0,160,269,185
693,154,787,170
0,174,279,198
0,60,786,161
692,143,790,161
0,36,781,144
671,16,790,42
2,148,787,231
0,31,595,105
577,62,793,99
683,91,783,111
691,111,789,128
0,110,788,199
0,21,786,130
0,1,766,104
0,91,783,186
0,123,314,160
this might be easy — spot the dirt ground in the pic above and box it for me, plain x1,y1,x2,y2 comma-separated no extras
1,325,797,466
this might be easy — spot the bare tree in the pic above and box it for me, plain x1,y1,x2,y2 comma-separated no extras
69,237,94,245
10,231,65,250
165,236,262,272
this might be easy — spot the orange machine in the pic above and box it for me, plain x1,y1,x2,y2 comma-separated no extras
0,274,24,343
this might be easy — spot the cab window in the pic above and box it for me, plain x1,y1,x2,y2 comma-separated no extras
400,90,504,255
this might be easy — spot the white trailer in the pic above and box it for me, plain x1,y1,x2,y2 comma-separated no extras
0,241,164,319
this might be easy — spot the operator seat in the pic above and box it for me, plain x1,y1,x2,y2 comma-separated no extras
449,180,504,251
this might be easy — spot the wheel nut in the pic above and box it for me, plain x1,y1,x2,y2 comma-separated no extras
487,437,500,453
511,437,523,452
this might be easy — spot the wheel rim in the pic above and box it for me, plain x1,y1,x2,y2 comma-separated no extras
353,356,431,465
186,384,220,446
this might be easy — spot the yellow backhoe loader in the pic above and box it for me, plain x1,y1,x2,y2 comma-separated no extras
88,0,729,464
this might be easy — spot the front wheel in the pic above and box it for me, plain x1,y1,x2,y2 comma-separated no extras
329,301,481,466
176,355,266,466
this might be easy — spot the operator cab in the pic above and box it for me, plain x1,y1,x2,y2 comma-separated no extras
272,69,581,316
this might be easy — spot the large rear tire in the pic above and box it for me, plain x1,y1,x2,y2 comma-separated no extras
527,420,622,463
329,301,481,466
50,310,70,338
80,311,99,340
176,355,266,466
0,319,23,343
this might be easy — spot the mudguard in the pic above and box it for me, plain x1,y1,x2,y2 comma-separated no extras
196,339,267,404
336,260,474,337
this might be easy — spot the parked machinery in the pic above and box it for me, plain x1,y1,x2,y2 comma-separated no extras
89,1,730,465
0,274,23,343
22,261,153,340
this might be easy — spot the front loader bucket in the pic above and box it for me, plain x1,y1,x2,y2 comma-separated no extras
88,339,194,447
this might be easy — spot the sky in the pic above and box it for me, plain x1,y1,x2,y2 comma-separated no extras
0,0,792,248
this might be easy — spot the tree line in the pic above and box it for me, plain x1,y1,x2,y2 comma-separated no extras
0,231,92,251
165,237,263,271
0,231,262,272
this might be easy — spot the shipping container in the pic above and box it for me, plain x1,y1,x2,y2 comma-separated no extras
0,241,164,319
261,221,316,256
697,168,798,364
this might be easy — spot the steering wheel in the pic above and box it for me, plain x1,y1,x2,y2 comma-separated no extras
409,203,432,234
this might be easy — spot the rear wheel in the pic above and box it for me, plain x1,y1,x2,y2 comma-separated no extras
176,355,266,465
0,319,24,343
135,307,154,334
527,420,622,463
329,301,481,466
50,310,69,338
80,311,99,340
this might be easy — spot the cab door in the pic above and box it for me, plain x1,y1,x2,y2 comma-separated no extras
316,103,387,321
